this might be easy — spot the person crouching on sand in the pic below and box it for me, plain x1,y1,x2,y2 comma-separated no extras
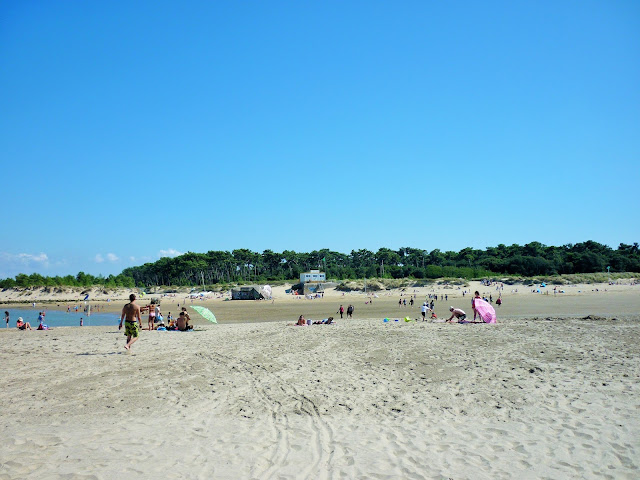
446,307,467,323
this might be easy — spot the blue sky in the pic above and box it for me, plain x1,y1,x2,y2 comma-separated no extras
1,1,638,278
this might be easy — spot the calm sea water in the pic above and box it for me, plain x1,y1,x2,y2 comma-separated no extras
3,308,120,328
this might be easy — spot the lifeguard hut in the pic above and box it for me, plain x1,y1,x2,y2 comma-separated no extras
300,270,326,284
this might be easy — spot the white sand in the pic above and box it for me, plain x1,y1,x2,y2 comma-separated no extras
1,312,639,479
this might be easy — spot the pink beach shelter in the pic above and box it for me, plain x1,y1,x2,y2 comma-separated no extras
474,298,497,324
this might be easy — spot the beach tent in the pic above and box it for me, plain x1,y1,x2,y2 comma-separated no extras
473,298,497,324
231,286,264,300
260,285,272,299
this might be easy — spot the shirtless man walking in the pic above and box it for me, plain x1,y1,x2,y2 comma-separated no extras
120,294,142,351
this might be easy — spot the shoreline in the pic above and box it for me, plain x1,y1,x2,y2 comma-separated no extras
3,279,638,325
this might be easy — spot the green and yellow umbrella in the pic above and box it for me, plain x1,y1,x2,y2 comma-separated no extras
190,305,218,324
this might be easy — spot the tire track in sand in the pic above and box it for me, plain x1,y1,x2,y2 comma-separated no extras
208,352,334,479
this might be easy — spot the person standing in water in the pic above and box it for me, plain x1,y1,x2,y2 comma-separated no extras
119,294,143,351
4,311,9,328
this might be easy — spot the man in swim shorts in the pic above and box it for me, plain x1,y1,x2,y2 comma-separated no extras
446,307,467,323
120,294,142,351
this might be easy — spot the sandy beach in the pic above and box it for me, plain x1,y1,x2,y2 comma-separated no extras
1,282,639,479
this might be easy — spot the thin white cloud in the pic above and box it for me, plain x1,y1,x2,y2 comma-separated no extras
0,251,50,278
96,253,120,263
129,256,136,262
159,248,183,258
1,252,49,265
18,253,49,263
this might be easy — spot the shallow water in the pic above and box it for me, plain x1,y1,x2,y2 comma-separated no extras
3,308,119,328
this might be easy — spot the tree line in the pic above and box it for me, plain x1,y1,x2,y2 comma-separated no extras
0,272,135,289
1,241,638,289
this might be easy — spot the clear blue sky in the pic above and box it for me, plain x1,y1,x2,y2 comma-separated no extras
1,1,638,278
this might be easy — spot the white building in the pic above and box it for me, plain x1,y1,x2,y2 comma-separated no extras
300,270,326,284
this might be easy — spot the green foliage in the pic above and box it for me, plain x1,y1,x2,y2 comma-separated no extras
0,241,638,288
0,272,135,289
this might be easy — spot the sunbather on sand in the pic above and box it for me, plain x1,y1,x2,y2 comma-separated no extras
16,317,33,330
312,317,334,325
288,315,308,326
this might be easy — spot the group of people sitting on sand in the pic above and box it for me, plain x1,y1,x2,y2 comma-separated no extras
158,307,194,331
290,315,335,326
164,310,194,331
140,303,194,331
